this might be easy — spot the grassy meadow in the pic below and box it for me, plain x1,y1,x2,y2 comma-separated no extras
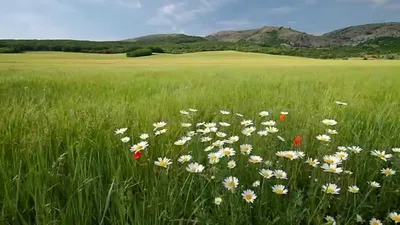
0,51,400,225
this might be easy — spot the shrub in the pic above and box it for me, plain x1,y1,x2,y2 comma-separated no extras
385,55,395,60
126,48,152,57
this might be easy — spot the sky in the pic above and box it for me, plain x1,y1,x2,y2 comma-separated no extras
1,0,400,40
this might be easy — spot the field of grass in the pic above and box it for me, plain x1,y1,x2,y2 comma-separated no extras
0,51,400,225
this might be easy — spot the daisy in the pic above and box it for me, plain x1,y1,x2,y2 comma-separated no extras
216,132,227,138
272,184,288,195
257,130,269,136
274,170,288,179
249,155,263,164
261,120,276,126
252,181,261,187
196,122,205,127
241,120,253,126
220,110,230,115
186,162,205,173
223,176,239,192
208,152,222,164
227,160,236,169
212,140,225,147
381,168,396,176
369,181,381,188
210,127,218,133
266,127,279,133
236,113,244,117
189,108,198,112
181,123,192,127
276,151,299,160
337,146,347,151
322,119,337,126
186,131,196,137
242,127,256,136
227,136,239,143
155,129,167,136
317,134,331,142
240,144,252,155
121,137,130,143
356,215,365,223
389,212,400,223
259,111,269,117
204,145,214,152
214,197,222,205
174,139,187,146
323,155,342,165
296,151,306,159
344,170,353,175
322,183,340,195
242,189,257,203
281,112,289,115
180,110,189,115
259,169,274,179
369,218,382,225
219,147,235,157
204,122,216,128
153,121,167,130
335,101,348,106
178,155,192,164
201,137,212,142
348,146,362,153
348,185,360,193
327,129,338,135
371,150,392,161
219,122,231,127
325,216,336,225
154,157,172,168
335,151,349,161
305,158,320,168
115,128,127,135
392,148,400,153
130,141,149,152
140,133,149,140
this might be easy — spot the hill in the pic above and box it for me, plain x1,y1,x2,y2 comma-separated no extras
123,34,206,44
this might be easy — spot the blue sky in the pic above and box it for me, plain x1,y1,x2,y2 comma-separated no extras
1,0,399,40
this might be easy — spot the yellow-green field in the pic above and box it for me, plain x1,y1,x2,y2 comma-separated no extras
0,52,399,225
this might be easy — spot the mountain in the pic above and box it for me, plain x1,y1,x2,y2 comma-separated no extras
323,22,400,45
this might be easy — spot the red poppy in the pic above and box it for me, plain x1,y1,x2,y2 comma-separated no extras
280,114,286,121
294,136,302,147
134,151,142,160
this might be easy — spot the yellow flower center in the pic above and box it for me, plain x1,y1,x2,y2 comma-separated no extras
384,170,392,175
137,145,143,150
223,150,231,155
275,189,283,194
227,182,235,188
326,188,335,194
285,154,294,159
159,161,167,167
242,147,248,151
326,159,334,164
393,216,400,222
372,222,380,225
329,168,337,172
378,153,385,158
245,194,252,201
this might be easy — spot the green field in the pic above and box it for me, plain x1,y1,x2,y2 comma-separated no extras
1,52,399,225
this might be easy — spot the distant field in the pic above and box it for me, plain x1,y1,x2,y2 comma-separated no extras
0,52,399,224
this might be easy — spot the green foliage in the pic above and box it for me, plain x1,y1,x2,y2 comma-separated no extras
126,48,152,57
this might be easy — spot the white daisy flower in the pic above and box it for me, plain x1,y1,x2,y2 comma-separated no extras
201,137,212,142
196,122,205,127
154,157,172,168
274,170,288,179
242,189,257,203
327,129,338,135
240,144,252,155
348,146,362,153
322,119,337,126
322,163,343,174
130,141,149,152
227,160,236,169
368,181,381,188
276,151,299,160
219,122,231,127
204,145,215,152
389,212,400,223
381,168,396,177
337,146,347,151
335,101,348,106
139,133,149,140
220,110,230,115
323,155,342,165
348,185,360,193
115,128,128,135
252,181,261,187
178,155,192,164
272,185,288,195
186,131,196,137
186,162,205,173
219,147,235,157
259,111,269,117
227,136,239,143
121,137,130,143
335,151,349,161
181,123,192,127
392,148,400,153
249,155,263,164
242,127,256,136
305,158,320,168
236,113,244,117
266,126,279,134
180,110,189,115
174,139,187,146
210,127,218,132
212,140,225,147
223,176,239,192
369,218,382,225
322,183,340,195
204,122,216,128
153,121,167,130
371,150,392,161
317,134,331,142
214,197,222,205
281,112,289,115
241,120,253,126
325,216,336,225
208,152,222,164
154,129,167,136
261,120,276,126
216,132,227,138
188,108,198,112
257,130,269,136
259,169,274,179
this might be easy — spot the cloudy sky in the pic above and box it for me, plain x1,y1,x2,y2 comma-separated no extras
1,0,399,40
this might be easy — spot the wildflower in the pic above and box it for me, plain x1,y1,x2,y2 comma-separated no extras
236,113,244,117
280,114,287,121
139,134,149,140
305,158,320,167
381,168,396,177
134,151,142,159
121,137,130,143
294,136,302,147
219,122,230,127
180,110,189,115
328,129,338,135
249,155,263,164
219,147,235,157
369,181,381,188
186,162,205,173
155,129,167,136
201,137,212,142
242,127,256,136
257,130,269,136
227,136,239,143
274,170,288,179
186,131,196,137
262,120,276,126
153,121,167,130
259,169,274,179
204,122,217,128
239,144,252,155
115,128,128,135
215,132,226,138
154,157,172,168
322,183,340,195
241,120,253,126
296,151,305,158
208,152,222,164
335,151,349,161
212,140,225,147
223,176,239,192
317,134,331,142
335,101,348,106
281,111,289,115
196,122,205,127
392,148,400,153
277,135,285,142
344,170,353,175
323,155,342,165
174,139,187,146
266,127,279,133
272,184,288,195
276,151,299,160
204,145,214,152
252,181,260,187
210,127,218,132
178,155,192,164
325,216,336,225
337,146,347,151
348,185,360,193
130,141,149,152
227,160,236,169
220,110,230,115
369,218,382,225
259,111,269,117
214,197,222,205
356,214,365,223
348,146,362,153
322,119,337,126
389,212,400,223
371,150,392,161
189,108,198,112
242,189,257,203
181,123,192,127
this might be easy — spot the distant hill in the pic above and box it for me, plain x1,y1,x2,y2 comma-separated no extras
123,34,206,44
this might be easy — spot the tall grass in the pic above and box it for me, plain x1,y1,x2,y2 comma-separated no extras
0,52,399,224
